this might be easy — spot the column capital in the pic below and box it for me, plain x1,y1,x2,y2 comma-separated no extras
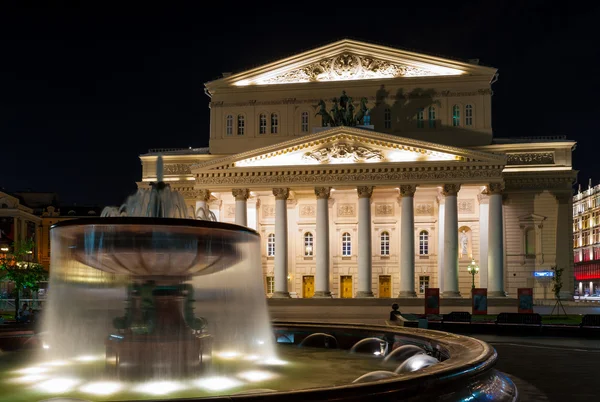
552,191,572,204
273,188,290,200
314,187,331,199
477,193,490,204
486,182,504,195
198,189,211,202
357,186,374,199
232,188,250,201
398,184,417,197
442,183,461,196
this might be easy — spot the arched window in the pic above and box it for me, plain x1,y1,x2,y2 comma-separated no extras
380,231,390,256
342,232,352,256
416,108,424,128
225,115,233,136
237,115,245,135
452,105,460,127
267,233,275,257
301,111,309,133
384,108,391,129
271,113,279,134
304,232,314,256
419,230,429,255
525,228,536,256
259,114,267,134
428,106,436,128
465,104,473,126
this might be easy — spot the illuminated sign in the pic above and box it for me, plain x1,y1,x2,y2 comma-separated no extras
533,271,554,278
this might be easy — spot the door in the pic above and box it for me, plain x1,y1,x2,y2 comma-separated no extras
379,275,391,298
302,276,315,298
341,275,353,298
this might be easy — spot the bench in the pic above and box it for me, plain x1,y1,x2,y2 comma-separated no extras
580,314,600,329
495,313,542,327
442,311,472,324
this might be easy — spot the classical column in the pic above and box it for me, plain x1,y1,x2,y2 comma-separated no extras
314,187,332,298
554,191,575,299
478,193,489,289
398,184,417,297
488,183,505,297
442,184,461,298
232,188,250,227
272,188,290,298
196,189,211,219
437,195,445,292
13,217,19,247
356,186,374,298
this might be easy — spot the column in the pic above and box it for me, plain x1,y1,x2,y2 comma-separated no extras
314,187,332,298
196,189,211,220
398,185,417,297
356,186,374,297
437,195,445,291
488,183,505,297
554,192,575,299
272,188,290,298
13,217,19,248
442,184,461,297
478,193,489,289
232,188,249,226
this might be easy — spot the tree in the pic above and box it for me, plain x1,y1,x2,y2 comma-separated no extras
0,238,47,320
551,265,564,299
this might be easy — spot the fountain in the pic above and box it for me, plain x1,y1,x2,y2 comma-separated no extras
0,157,518,401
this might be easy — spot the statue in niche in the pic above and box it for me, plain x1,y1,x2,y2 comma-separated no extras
316,91,371,127
460,230,469,258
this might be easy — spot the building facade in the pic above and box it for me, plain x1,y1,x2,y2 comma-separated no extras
139,40,576,299
573,182,600,297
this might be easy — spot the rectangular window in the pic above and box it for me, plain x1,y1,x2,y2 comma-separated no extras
452,105,460,127
419,276,430,294
301,112,309,132
380,232,390,256
266,276,275,294
267,234,275,257
226,115,233,136
271,114,279,134
428,107,436,128
237,115,245,136
259,114,267,134
342,233,352,257
384,108,391,129
525,229,536,256
416,108,424,128
465,104,473,126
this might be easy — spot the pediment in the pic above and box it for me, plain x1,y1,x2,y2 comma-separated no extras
192,127,506,172
206,39,497,89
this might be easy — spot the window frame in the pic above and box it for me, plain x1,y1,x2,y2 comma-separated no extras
384,108,392,129
465,104,473,126
271,113,279,134
380,231,390,256
419,275,430,294
419,230,429,255
303,232,314,256
237,114,245,136
416,108,424,128
428,106,436,128
259,113,267,134
267,233,275,257
452,105,460,127
341,232,352,257
266,275,275,294
300,111,309,133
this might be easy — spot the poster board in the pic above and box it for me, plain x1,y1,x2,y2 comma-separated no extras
471,288,488,315
424,288,440,315
517,288,534,313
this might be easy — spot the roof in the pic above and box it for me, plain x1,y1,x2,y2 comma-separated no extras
143,147,210,156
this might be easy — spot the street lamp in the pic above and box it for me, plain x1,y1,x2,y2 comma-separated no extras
467,259,479,289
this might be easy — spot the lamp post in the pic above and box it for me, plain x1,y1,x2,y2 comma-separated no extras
467,259,479,290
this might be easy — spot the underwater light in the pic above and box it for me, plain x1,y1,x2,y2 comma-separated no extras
237,370,277,382
36,378,80,393
134,381,184,395
194,376,243,391
80,381,123,395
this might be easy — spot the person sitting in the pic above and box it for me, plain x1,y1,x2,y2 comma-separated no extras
17,303,31,323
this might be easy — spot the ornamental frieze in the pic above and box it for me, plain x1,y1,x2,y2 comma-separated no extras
299,204,316,217
415,203,434,216
163,163,192,175
506,153,554,165
197,167,503,187
256,53,440,86
458,199,475,214
338,203,356,217
302,143,384,163
375,203,394,217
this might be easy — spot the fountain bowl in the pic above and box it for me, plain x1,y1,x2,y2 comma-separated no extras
52,217,257,279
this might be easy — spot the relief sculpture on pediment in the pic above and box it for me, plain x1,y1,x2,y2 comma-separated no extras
303,143,383,163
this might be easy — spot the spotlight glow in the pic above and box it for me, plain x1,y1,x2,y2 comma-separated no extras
16,366,48,375
36,378,80,393
237,370,277,382
134,381,184,395
261,357,287,366
80,381,123,395
244,354,260,361
11,374,47,384
194,376,243,391
42,343,50,349
74,354,102,362
216,351,240,359
41,360,68,367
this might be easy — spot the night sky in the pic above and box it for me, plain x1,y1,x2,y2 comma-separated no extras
1,2,599,206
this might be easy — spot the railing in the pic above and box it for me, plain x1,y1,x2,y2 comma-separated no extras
0,298,46,311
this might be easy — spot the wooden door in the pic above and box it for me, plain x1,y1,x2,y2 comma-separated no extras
379,275,391,298
341,275,353,298
302,276,315,298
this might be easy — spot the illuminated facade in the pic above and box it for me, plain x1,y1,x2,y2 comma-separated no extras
139,39,576,299
573,182,600,296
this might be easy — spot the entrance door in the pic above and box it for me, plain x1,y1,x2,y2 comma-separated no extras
379,275,391,298
302,276,315,298
341,275,353,298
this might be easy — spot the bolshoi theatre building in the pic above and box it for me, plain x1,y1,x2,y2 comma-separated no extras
138,40,576,300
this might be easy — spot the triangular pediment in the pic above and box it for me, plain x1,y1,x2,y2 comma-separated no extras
206,39,497,89
192,127,506,172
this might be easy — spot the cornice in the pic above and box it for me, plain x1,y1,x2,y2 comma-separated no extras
503,170,577,190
